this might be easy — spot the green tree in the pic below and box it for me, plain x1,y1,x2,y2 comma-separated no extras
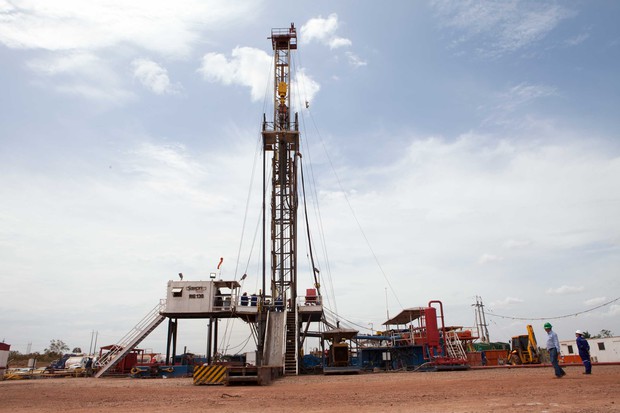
582,331,592,339
44,339,69,356
592,329,613,339
5,350,59,367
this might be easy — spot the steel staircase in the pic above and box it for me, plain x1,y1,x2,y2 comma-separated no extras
443,330,467,361
94,300,167,378
284,310,297,375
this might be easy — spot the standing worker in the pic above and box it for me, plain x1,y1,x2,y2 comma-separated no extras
275,295,284,312
544,322,566,378
575,330,592,375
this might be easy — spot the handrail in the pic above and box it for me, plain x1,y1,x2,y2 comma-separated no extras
94,300,166,377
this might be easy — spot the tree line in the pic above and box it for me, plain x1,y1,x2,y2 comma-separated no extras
8,339,82,365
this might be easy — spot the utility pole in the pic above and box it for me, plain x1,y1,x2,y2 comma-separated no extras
385,287,389,320
472,296,490,343
89,330,94,355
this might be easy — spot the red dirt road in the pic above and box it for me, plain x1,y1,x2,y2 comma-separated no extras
1,365,619,412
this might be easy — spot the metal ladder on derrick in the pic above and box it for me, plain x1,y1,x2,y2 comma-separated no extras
443,330,467,361
94,300,167,378
284,310,297,375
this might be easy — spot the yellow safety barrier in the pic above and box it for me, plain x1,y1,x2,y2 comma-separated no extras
3,372,24,380
193,365,227,385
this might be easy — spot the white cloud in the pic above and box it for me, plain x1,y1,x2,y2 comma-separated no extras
431,0,575,57
565,32,590,47
26,51,99,75
329,37,352,49
294,69,320,106
386,134,618,254
584,297,607,306
198,47,271,102
0,133,267,353
26,51,134,102
346,52,367,68
0,0,255,57
301,13,351,49
198,48,321,105
125,142,220,206
315,128,620,319
478,253,503,264
603,304,620,317
53,82,134,102
503,239,532,249
546,285,585,295
480,82,558,128
490,297,524,308
0,1,256,101
131,142,201,174
132,58,181,95
504,82,557,105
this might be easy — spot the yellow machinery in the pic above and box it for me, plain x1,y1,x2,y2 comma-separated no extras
508,325,541,364
322,328,361,374
329,341,350,367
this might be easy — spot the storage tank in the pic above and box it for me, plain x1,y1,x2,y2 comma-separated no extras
64,356,88,370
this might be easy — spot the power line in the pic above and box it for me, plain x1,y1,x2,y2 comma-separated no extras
323,307,371,331
485,296,620,321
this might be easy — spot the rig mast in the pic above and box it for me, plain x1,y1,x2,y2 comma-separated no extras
265,23,299,326
258,24,300,371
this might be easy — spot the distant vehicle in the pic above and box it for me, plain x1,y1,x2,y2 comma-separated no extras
47,354,94,371
48,354,77,370
65,356,91,371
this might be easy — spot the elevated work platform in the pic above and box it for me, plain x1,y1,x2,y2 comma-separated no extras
297,288,323,323
161,280,243,319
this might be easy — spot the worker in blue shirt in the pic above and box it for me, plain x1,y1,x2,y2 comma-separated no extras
575,330,592,374
544,322,566,378
275,295,284,312
240,292,249,306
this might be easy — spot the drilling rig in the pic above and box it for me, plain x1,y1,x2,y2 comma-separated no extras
95,24,339,383
256,23,324,376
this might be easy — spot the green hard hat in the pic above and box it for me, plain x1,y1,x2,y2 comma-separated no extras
544,322,552,329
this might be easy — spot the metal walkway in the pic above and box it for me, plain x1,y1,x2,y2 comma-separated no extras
94,300,167,378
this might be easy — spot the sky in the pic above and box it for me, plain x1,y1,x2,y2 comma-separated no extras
1,0,619,356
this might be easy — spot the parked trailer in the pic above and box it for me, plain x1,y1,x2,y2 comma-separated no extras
0,342,10,380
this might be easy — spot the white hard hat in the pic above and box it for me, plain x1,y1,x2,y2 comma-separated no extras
575,330,583,335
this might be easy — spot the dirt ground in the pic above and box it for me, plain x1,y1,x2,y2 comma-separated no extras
1,365,619,413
